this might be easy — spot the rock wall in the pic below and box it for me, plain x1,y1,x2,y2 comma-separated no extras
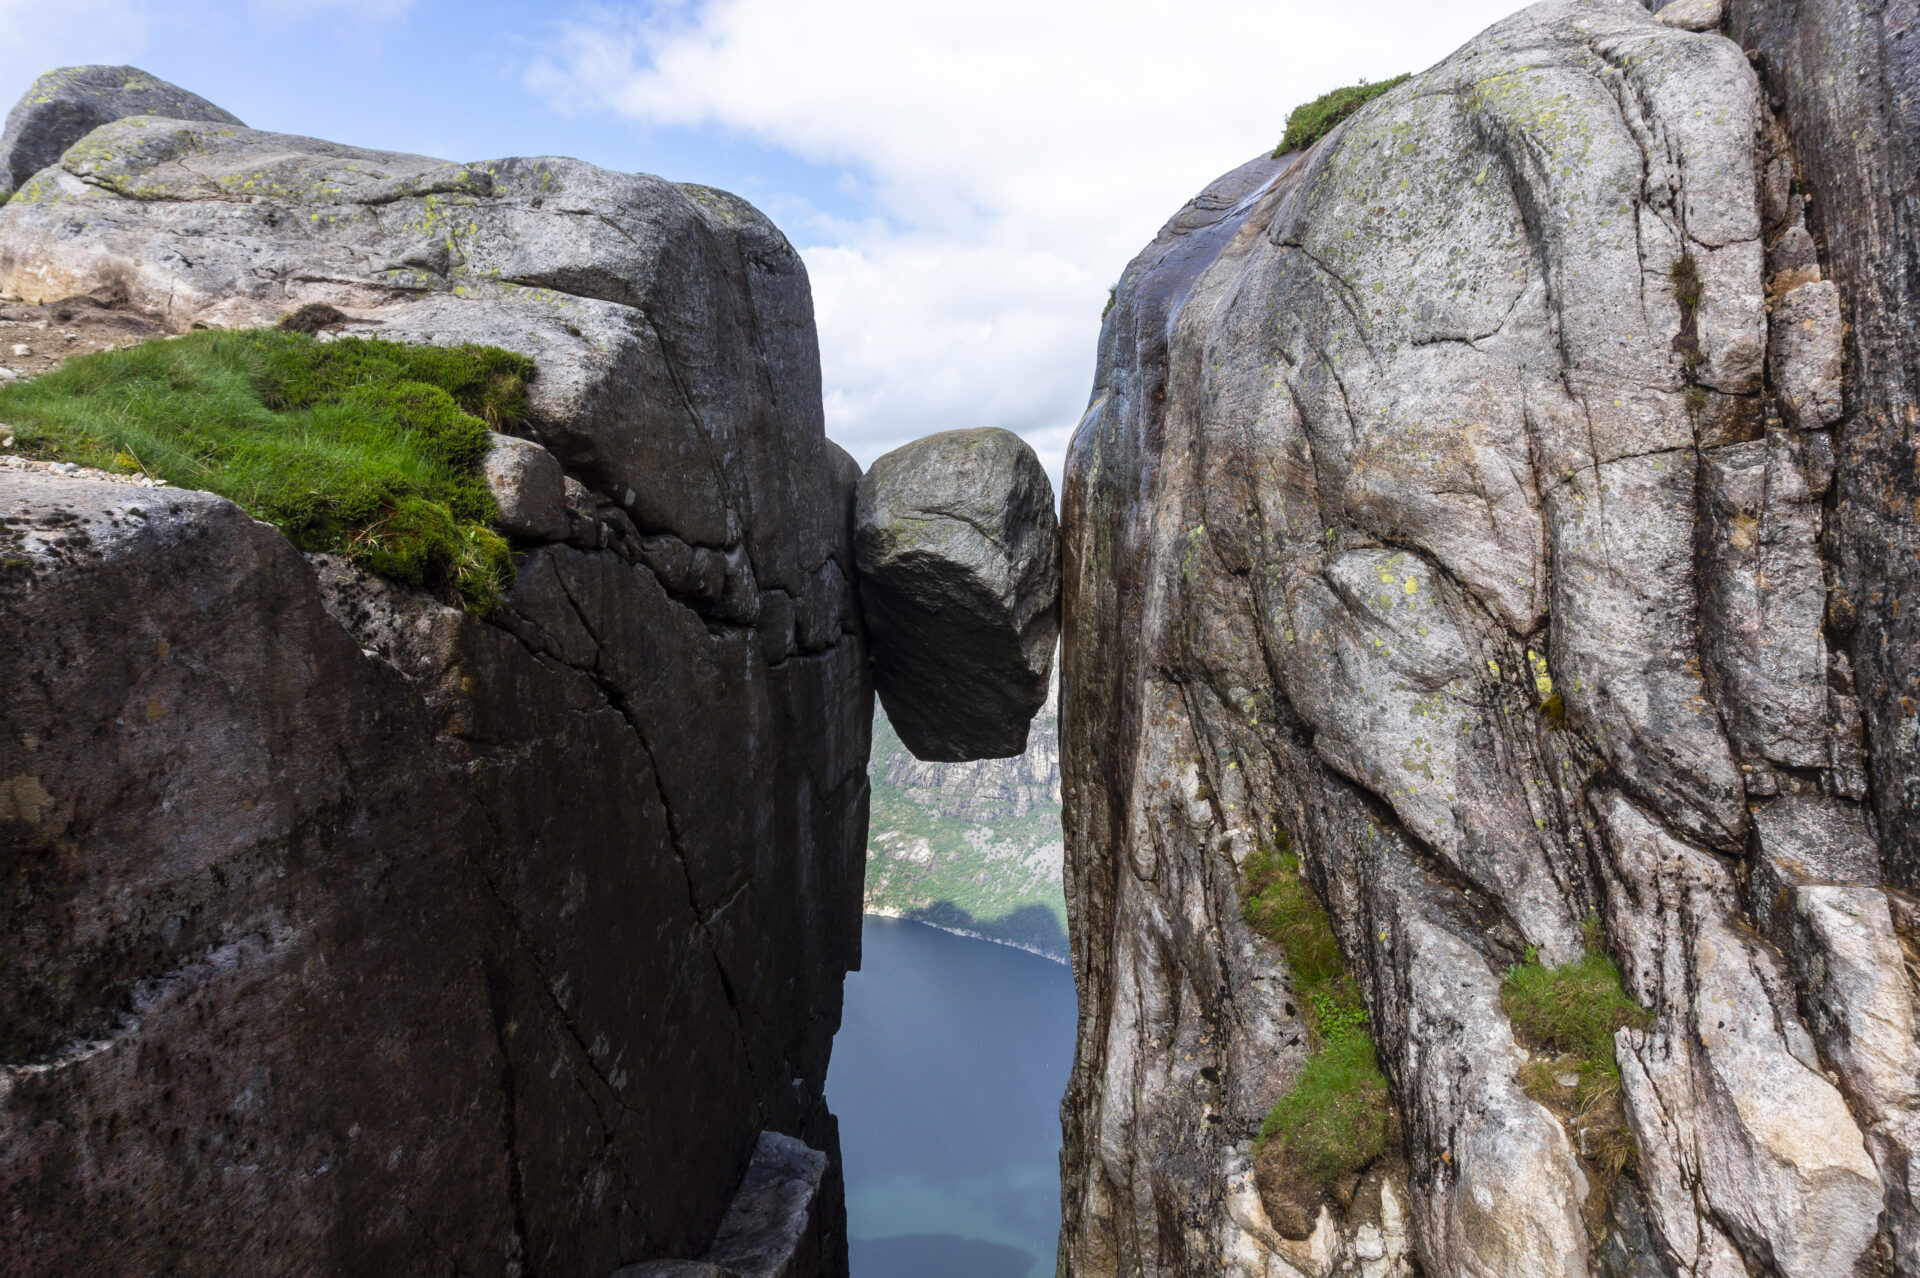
1057,3,1919,1276
0,74,868,1277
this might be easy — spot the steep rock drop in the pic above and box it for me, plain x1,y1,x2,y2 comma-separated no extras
0,61,1070,1277
1056,3,1920,1278
0,69,872,1278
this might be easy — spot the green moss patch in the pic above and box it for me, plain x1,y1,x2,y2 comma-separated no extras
1501,920,1651,1184
1273,75,1411,157
0,328,534,612
1242,840,1391,1186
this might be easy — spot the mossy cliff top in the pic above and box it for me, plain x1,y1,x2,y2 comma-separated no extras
0,327,533,611
1272,75,1411,156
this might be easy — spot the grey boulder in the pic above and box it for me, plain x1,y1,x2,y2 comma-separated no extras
854,427,1059,762
483,431,567,540
0,65,241,200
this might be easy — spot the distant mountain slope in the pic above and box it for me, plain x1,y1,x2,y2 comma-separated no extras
863,674,1065,960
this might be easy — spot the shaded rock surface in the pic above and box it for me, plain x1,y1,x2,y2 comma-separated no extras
854,427,1059,762
613,1132,830,1278
1057,4,1916,1277
0,73,867,1278
0,65,241,201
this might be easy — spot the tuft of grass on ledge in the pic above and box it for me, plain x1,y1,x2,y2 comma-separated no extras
1500,919,1652,1181
1273,75,1412,157
1243,838,1391,1185
0,328,534,612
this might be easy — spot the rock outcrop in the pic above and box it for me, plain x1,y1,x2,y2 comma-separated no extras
855,427,1059,762
0,73,867,1277
0,65,241,201
1057,4,1919,1277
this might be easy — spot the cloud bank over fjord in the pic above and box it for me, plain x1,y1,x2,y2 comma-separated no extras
526,0,1524,479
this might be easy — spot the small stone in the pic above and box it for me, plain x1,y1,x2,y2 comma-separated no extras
1,436,13,449
9,344,28,358
1655,0,1725,30
50,462,79,475
1557,1072,1581,1089
1770,281,1844,427
482,433,568,542
0,369,17,381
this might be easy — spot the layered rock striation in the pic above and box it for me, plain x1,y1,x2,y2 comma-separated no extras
1058,3,1919,1277
0,72,867,1276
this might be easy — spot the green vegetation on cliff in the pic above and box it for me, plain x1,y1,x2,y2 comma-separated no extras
0,328,530,611
1501,921,1651,1178
863,700,1067,959
1243,840,1391,1184
1272,75,1411,156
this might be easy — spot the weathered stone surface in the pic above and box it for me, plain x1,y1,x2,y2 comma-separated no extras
854,427,1059,762
1726,0,1920,890
0,65,240,201
1599,794,1882,1278
1769,281,1845,427
1057,3,1914,1276
1698,431,1829,772
0,107,843,607
484,431,568,540
1656,0,1727,31
0,476,508,1274
0,75,867,1278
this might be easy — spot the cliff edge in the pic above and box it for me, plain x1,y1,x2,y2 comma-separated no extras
0,70,868,1277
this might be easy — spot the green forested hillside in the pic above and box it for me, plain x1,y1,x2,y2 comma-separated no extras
863,687,1066,960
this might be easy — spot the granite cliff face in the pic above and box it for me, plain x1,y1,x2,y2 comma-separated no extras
1057,3,1920,1276
0,72,867,1277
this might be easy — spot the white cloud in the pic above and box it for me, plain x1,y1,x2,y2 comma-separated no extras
532,0,1531,480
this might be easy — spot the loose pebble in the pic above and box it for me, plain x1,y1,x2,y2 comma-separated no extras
8,344,28,357
0,455,169,487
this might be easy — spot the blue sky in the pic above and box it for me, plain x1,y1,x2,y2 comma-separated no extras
1,0,1526,481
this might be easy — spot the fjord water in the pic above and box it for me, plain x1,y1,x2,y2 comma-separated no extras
829,916,1077,1278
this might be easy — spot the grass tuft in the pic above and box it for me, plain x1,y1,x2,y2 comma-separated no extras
1242,838,1391,1186
0,329,534,612
1273,75,1412,157
1500,919,1652,1183
1670,252,1703,310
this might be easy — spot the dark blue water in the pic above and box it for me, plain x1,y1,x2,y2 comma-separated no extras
828,916,1078,1278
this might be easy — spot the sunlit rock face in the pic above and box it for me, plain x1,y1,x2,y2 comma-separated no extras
1057,2,1916,1276
0,71,868,1277
0,64,242,200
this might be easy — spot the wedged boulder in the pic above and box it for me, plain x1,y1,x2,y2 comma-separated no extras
854,427,1058,761
0,65,241,200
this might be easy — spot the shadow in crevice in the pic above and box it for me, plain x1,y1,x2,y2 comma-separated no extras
894,900,1068,961
850,1233,1035,1277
